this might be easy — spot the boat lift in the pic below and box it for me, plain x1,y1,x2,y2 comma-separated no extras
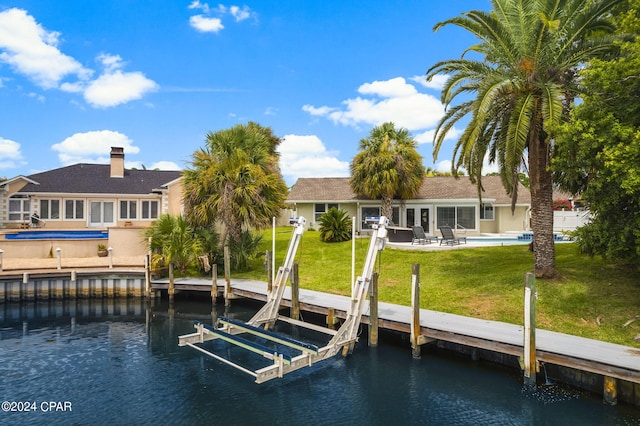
178,216,388,383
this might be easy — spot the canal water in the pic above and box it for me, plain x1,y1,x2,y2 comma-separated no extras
1,297,638,426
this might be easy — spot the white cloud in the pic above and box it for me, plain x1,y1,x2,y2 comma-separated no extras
149,161,182,171
278,134,349,183
414,126,462,145
82,53,158,107
358,77,417,97
230,6,251,22
51,130,140,165
435,159,452,173
0,8,92,89
187,3,255,33
303,76,445,131
0,137,26,170
0,9,157,108
189,15,224,33
188,1,210,13
410,74,448,90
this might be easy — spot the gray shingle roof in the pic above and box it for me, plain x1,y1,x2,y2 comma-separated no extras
18,164,182,195
287,176,531,205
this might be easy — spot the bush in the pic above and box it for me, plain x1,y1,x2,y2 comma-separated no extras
318,208,352,242
227,230,263,272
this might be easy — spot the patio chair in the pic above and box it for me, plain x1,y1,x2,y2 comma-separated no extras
30,213,45,228
439,225,466,246
412,225,435,245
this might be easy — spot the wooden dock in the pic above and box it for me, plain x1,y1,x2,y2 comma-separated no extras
151,277,640,390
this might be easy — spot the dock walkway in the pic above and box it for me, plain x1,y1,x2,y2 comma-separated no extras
152,277,640,385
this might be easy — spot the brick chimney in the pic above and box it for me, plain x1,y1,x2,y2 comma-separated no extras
110,147,125,178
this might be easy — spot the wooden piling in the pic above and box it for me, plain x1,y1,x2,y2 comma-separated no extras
369,272,379,347
144,254,151,299
224,246,232,307
265,250,273,294
291,263,300,320
211,263,218,304
327,307,337,330
168,263,175,305
411,264,422,358
523,272,537,388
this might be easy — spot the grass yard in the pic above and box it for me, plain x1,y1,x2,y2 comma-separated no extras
234,227,640,348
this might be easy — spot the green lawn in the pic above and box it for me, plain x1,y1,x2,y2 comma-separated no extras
234,227,640,348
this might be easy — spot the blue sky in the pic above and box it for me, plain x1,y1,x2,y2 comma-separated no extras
0,0,492,185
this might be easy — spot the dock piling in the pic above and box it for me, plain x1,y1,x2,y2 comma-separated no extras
211,264,217,304
224,246,232,307
168,263,175,305
291,263,299,320
411,264,422,358
523,272,537,388
369,272,378,347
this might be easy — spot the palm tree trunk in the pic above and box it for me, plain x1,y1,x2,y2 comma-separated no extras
381,196,393,223
529,137,557,278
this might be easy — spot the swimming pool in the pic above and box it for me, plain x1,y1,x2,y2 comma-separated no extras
5,230,108,240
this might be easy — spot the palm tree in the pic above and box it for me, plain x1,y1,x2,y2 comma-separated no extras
426,0,620,277
318,208,352,242
143,214,204,274
182,122,288,246
350,122,425,221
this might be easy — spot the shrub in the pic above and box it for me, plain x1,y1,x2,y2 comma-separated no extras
318,208,352,242
227,230,263,272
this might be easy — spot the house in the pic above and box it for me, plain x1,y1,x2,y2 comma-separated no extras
0,147,183,258
1,147,182,229
286,176,532,237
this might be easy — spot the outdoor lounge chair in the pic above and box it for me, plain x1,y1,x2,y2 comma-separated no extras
439,225,466,246
412,225,435,245
30,213,45,228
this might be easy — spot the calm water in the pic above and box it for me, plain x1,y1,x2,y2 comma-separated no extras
1,297,638,426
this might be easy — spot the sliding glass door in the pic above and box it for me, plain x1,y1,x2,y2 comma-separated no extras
89,200,115,227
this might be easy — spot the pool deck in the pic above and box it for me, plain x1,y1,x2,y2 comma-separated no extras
0,256,146,275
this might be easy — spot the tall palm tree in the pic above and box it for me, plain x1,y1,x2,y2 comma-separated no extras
426,0,620,277
183,122,288,246
351,122,425,221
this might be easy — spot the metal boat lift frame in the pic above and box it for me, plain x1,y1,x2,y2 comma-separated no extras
178,216,388,383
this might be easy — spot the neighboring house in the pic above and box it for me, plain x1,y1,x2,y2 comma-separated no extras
286,176,532,236
0,147,183,230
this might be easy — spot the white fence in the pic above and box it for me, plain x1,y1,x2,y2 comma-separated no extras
554,210,592,232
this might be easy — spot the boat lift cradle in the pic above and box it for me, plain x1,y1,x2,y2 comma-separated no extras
178,216,388,383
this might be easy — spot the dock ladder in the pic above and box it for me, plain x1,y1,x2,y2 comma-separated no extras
178,216,388,383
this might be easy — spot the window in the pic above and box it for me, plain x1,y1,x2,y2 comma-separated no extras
39,199,60,220
361,206,380,229
9,196,30,221
65,200,85,220
480,203,494,220
437,206,476,230
314,203,338,222
391,207,399,226
120,200,137,220
141,200,159,219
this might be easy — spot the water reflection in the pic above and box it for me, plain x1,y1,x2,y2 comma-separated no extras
0,298,638,426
